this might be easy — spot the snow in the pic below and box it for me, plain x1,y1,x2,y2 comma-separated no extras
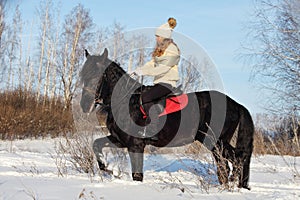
0,138,299,200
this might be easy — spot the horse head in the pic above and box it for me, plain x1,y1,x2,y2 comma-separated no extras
80,48,141,114
80,48,110,113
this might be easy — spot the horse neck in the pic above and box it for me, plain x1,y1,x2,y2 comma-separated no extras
104,62,142,102
104,62,126,87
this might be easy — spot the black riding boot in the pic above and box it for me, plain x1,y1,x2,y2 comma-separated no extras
139,102,164,140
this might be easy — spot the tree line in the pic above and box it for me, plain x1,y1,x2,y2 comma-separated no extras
1,0,104,109
0,0,203,139
0,0,131,138
244,0,300,154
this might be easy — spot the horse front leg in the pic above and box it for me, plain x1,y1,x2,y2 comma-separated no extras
93,135,124,171
128,141,146,182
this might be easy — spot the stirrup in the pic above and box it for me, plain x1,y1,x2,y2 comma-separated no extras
137,128,147,138
139,95,143,107
139,96,148,119
137,128,158,141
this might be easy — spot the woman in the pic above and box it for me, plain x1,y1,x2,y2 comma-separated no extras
134,17,180,106
133,17,181,139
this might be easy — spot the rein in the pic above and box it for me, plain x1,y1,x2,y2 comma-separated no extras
84,61,142,114
94,74,108,110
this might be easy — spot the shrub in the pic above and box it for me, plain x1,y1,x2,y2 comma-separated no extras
0,88,74,139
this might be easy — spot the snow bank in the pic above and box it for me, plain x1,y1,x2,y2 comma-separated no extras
0,139,299,199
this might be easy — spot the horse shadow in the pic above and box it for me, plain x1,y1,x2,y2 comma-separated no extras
143,154,219,184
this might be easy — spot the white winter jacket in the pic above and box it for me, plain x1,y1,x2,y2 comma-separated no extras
138,43,180,87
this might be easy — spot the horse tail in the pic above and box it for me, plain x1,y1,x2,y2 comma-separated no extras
235,105,254,188
236,106,254,154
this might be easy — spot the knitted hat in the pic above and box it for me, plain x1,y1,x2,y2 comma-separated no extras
155,18,177,39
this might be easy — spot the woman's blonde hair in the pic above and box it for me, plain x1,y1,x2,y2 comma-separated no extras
152,39,179,57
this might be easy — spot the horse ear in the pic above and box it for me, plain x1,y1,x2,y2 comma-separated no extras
102,48,108,59
85,49,90,58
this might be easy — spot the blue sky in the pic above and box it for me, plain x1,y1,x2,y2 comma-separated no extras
13,0,262,114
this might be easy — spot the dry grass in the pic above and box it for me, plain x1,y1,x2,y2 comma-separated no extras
0,88,74,140
253,128,300,156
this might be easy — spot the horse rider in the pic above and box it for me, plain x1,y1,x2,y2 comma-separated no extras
132,17,181,138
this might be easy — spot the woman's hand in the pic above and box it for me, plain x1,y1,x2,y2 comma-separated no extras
130,71,141,79
130,68,142,77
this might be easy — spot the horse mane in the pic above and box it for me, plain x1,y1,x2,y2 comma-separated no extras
104,61,127,83
104,61,142,90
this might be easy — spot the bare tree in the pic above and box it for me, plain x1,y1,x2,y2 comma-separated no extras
94,28,108,54
35,0,62,107
6,4,22,89
16,5,23,88
244,0,300,115
127,34,150,72
0,0,6,82
36,0,53,102
49,6,61,105
43,3,61,106
24,21,34,93
180,56,201,92
58,4,94,109
0,0,5,47
111,22,125,62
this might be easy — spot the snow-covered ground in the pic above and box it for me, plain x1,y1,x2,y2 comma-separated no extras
0,138,299,200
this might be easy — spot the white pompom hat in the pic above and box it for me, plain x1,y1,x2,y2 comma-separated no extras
155,17,177,39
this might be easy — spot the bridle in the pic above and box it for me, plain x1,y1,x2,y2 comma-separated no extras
84,64,142,114
94,74,106,106
82,75,107,114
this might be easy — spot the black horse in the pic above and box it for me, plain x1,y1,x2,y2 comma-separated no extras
80,49,254,190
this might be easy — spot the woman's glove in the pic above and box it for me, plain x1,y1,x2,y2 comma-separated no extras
131,68,142,76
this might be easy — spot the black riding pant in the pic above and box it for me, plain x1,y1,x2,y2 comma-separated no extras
142,83,173,104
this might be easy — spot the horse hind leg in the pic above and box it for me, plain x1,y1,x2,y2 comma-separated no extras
219,107,254,190
220,139,253,190
222,142,240,183
212,142,231,186
235,107,254,190
239,153,252,190
212,122,237,186
232,150,252,190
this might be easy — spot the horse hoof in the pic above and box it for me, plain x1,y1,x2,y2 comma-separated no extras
243,186,251,190
132,173,143,182
97,161,106,171
238,184,251,190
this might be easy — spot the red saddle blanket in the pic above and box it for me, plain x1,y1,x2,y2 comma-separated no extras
139,94,189,119
159,94,188,117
